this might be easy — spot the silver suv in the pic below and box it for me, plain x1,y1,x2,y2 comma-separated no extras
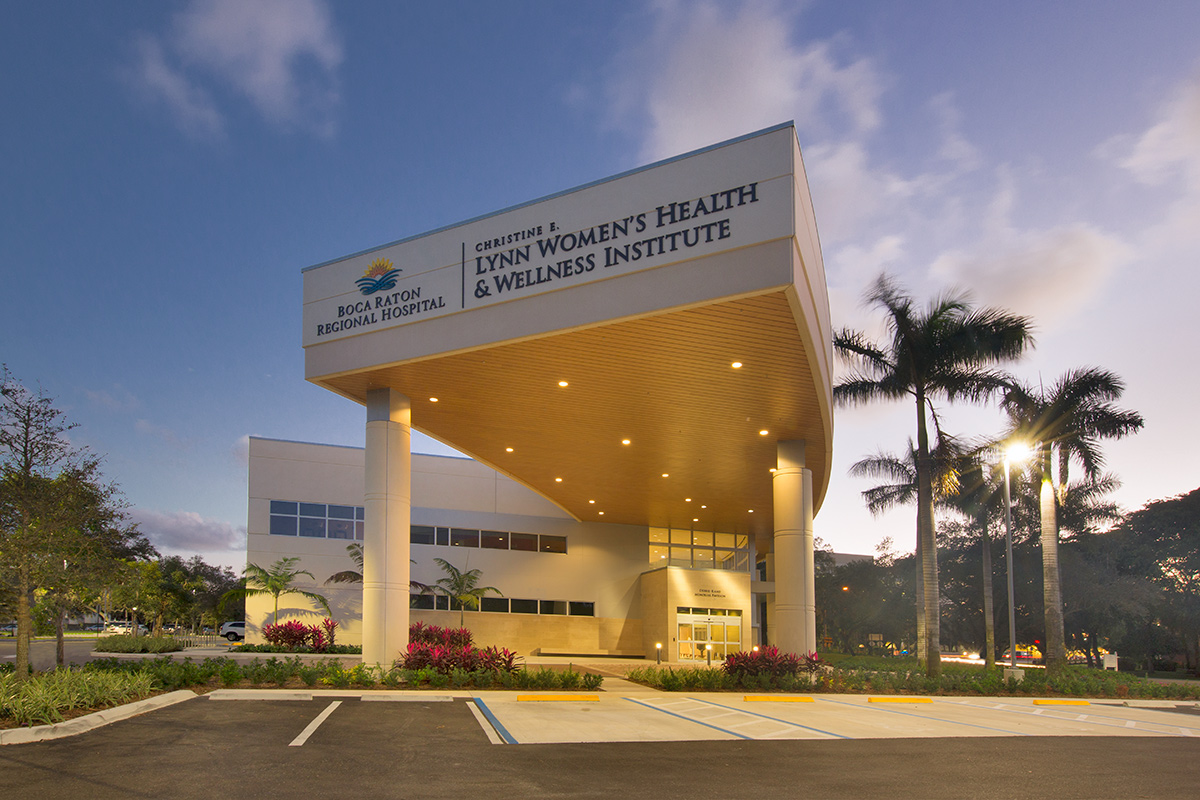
219,621,245,642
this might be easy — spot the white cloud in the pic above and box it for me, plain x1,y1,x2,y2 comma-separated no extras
134,418,186,448
130,0,342,137
609,0,882,163
131,35,224,139
84,383,140,412
130,508,245,553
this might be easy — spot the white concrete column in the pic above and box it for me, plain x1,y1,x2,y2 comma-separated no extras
772,439,816,655
363,388,411,666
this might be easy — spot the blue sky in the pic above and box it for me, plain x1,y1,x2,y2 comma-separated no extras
3,1,1198,568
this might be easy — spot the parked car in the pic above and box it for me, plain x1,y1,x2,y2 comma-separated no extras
104,621,133,634
83,623,105,632
1,623,17,636
219,621,245,642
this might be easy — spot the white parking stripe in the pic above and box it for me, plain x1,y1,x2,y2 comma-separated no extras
288,701,342,747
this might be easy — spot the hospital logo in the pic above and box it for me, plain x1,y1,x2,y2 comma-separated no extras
356,258,401,296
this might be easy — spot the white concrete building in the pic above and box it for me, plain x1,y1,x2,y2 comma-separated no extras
246,123,833,664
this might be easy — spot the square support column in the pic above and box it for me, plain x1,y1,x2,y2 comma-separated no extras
772,439,816,655
363,388,411,666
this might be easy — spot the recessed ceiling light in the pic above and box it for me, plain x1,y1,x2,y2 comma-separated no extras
555,477,563,482
769,468,777,473
748,509,754,513
661,473,669,478
621,439,631,445
731,361,743,369
759,429,769,436
701,505,707,509
506,447,514,452
598,511,604,515
589,500,595,504
685,498,692,502
429,397,438,403
693,518,699,522
558,380,569,387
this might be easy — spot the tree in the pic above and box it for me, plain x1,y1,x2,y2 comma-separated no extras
430,558,501,627
222,557,330,625
1003,367,1143,670
325,543,365,584
1,367,152,679
834,275,1033,677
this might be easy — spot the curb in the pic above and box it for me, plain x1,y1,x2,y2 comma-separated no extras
0,690,197,746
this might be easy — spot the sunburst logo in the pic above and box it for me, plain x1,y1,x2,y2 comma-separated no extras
356,257,401,296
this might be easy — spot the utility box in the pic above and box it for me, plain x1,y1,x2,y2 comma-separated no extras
1103,653,1119,671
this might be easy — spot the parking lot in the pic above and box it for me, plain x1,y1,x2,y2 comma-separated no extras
4,689,1200,799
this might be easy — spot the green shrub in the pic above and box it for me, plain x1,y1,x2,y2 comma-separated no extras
0,668,154,727
94,635,184,654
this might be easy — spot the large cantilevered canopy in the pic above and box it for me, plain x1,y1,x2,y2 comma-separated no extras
302,124,832,539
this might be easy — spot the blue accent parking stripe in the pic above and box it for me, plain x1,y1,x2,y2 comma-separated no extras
471,698,518,744
692,698,850,739
623,697,753,740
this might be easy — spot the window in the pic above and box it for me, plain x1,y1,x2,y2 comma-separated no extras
410,525,435,545
480,530,507,549
569,602,594,617
539,535,567,554
410,595,435,610
651,528,753,572
539,600,567,615
510,599,538,614
509,533,537,552
480,597,509,613
269,500,366,541
450,528,479,548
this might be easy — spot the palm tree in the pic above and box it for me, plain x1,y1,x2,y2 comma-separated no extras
222,557,331,625
1002,367,1143,670
325,543,432,596
835,274,1033,677
849,435,962,662
431,558,501,627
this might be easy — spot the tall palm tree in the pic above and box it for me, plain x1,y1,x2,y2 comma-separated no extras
222,557,331,625
835,274,1033,677
325,543,431,595
1002,367,1143,670
849,435,962,662
431,558,501,627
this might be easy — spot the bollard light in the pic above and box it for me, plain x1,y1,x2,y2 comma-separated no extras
656,642,662,665
752,645,759,653
706,643,713,666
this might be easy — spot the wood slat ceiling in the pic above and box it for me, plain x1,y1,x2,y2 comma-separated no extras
318,290,829,538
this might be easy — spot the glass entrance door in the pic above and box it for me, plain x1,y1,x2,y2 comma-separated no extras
676,608,742,661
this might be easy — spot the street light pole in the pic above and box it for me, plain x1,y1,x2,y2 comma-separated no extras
1003,453,1017,670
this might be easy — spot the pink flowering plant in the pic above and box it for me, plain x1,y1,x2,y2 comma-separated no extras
260,618,341,653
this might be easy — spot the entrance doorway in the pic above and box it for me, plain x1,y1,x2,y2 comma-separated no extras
676,607,742,661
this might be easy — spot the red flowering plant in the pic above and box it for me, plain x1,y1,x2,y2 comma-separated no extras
722,646,821,678
398,622,521,674
261,618,340,653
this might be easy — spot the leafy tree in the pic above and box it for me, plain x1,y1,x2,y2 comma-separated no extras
430,558,501,627
1003,367,1143,670
1,367,152,679
325,542,365,584
835,275,1032,677
221,557,330,625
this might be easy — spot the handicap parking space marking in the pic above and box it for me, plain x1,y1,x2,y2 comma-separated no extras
469,698,517,744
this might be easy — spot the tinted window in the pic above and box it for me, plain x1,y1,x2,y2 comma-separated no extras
480,597,508,613
539,600,567,615
451,529,478,548
299,503,325,517
480,530,507,549
510,599,538,614
539,535,567,554
410,594,435,610
509,533,537,552
435,527,450,546
328,505,355,519
327,519,355,540
269,516,297,536
569,602,594,617
410,525,435,545
270,501,297,515
298,518,325,537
